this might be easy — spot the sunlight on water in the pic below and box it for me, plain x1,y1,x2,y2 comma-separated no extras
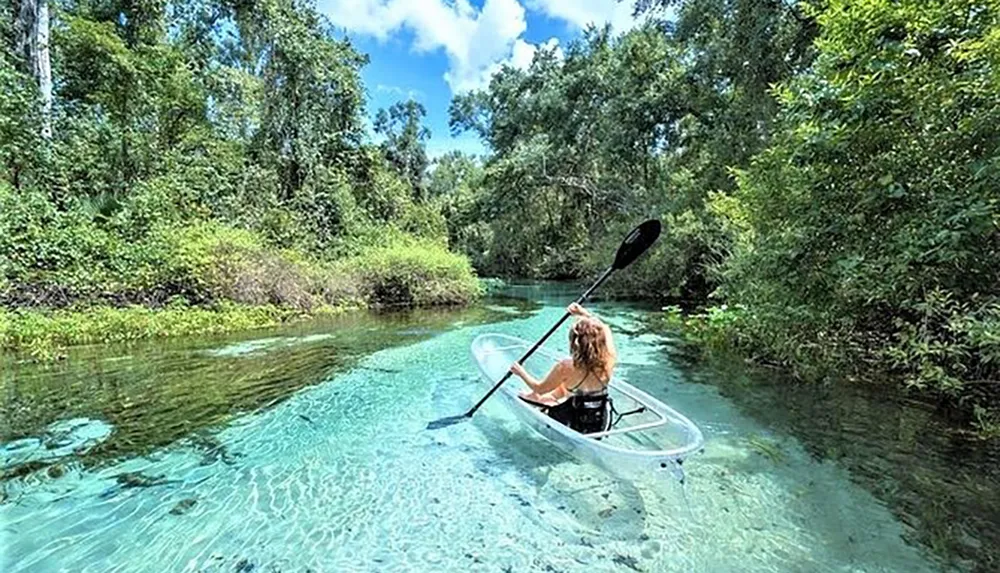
1,290,991,572
2,418,113,469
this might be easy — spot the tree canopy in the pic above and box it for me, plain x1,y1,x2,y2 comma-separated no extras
375,99,431,196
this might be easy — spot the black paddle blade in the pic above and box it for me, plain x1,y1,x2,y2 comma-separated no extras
613,219,661,270
426,413,471,430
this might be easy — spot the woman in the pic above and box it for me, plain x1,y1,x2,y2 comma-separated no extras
509,302,617,433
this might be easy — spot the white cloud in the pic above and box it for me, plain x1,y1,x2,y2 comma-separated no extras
527,0,643,33
463,36,562,91
375,84,425,100
320,0,529,92
509,38,538,70
443,0,528,91
319,0,637,93
509,37,562,70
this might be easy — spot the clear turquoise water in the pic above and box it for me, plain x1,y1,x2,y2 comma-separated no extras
1,287,994,572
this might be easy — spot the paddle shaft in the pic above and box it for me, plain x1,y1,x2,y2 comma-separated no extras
463,265,616,417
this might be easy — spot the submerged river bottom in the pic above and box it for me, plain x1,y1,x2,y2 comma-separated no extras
2,287,996,572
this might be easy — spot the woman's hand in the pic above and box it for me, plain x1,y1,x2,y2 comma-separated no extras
567,302,589,317
510,362,528,379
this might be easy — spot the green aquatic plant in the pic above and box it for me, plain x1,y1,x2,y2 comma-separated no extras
746,434,786,464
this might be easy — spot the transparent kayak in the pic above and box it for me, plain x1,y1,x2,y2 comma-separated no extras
472,334,705,480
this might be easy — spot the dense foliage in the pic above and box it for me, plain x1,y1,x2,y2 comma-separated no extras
448,0,817,296
720,0,1000,432
5,0,999,430
375,99,431,197
1,0,480,352
435,0,1000,432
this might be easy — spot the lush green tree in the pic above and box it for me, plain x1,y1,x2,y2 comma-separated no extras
427,151,490,268
448,1,819,289
374,98,430,197
449,28,672,276
11,0,52,137
0,39,44,188
720,0,1000,422
244,1,367,200
642,0,819,192
54,11,204,196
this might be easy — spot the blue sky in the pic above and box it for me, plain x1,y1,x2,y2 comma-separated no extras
316,0,648,158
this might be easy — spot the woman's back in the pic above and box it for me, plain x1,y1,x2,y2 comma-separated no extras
560,359,608,396
508,303,616,432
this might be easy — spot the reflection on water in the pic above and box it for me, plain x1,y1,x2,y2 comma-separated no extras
0,286,997,572
1,301,537,477
655,325,1000,573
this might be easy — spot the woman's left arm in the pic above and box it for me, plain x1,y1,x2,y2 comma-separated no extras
509,362,541,389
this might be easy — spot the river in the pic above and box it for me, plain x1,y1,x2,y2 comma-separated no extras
2,284,997,572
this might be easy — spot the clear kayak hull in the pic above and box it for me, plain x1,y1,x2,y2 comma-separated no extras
471,334,705,480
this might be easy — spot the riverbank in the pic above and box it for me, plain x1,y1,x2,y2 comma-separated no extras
1,227,482,358
652,305,1000,440
0,302,340,359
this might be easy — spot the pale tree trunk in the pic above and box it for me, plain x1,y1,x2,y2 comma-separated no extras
37,0,51,138
15,0,53,139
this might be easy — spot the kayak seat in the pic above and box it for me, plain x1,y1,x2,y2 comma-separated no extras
520,393,610,434
519,392,648,437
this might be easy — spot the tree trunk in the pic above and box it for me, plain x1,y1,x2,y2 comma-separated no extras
37,0,51,138
14,0,52,138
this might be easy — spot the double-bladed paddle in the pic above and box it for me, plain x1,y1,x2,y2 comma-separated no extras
426,219,662,430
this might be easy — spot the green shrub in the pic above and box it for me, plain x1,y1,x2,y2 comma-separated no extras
0,302,301,358
148,222,371,310
0,184,120,304
1,185,475,312
397,201,449,242
0,194,479,354
339,237,482,307
350,155,415,225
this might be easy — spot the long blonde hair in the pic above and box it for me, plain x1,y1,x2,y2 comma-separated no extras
569,317,615,384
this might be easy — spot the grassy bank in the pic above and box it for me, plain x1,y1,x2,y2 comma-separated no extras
0,302,314,358
1,213,481,357
1,245,481,357
657,305,1000,439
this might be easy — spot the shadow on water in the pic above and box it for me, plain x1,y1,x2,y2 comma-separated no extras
0,300,538,482
656,329,1000,573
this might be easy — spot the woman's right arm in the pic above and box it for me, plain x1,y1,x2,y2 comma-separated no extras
511,361,567,394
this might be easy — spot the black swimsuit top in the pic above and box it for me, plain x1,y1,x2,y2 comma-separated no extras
567,369,608,397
